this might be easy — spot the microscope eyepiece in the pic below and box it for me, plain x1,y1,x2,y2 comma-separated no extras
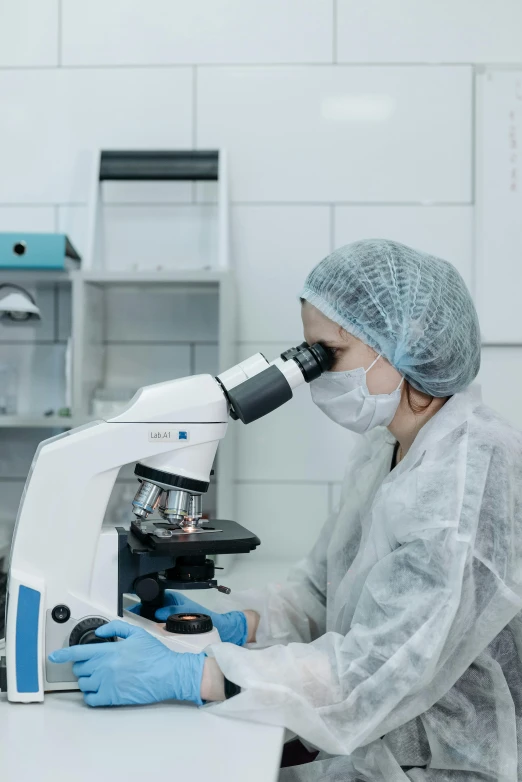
217,341,333,425
280,342,332,381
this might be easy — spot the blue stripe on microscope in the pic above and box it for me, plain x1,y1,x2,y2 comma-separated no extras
16,585,41,693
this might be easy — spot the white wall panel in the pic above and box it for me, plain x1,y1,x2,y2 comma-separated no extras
0,207,55,232
0,68,192,204
334,206,474,291
104,344,191,389
102,181,193,205
236,342,357,482
337,1,522,64
211,558,294,593
102,205,218,272
105,287,219,343
194,344,219,377
61,0,332,66
198,66,472,203
236,482,329,562
232,205,330,343
59,204,217,271
195,182,218,205
0,0,58,67
478,348,522,430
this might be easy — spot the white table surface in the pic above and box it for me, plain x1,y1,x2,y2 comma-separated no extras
0,691,284,781
0,557,291,781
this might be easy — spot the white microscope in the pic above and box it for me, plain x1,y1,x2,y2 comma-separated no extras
0,342,331,702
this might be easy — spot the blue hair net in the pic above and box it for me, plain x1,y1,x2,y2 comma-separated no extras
301,239,481,397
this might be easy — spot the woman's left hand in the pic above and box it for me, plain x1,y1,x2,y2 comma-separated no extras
49,620,206,707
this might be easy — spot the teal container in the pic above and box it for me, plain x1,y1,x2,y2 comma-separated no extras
0,233,81,270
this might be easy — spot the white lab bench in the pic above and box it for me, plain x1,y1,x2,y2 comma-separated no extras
0,692,284,781
0,558,290,781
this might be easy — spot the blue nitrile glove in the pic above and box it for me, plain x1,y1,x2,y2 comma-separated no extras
129,590,248,646
48,620,206,707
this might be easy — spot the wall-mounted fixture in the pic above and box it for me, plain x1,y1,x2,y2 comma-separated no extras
0,284,41,323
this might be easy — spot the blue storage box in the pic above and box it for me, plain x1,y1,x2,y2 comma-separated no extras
0,233,81,270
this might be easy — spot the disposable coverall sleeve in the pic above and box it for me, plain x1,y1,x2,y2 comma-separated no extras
217,509,339,646
205,524,511,757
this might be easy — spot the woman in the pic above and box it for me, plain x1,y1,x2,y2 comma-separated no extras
51,239,522,782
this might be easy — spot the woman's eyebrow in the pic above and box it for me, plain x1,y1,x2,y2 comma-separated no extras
320,340,343,347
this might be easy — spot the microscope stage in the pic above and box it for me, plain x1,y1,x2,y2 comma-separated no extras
127,518,260,556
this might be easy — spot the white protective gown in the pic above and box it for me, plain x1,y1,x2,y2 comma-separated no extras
205,385,522,781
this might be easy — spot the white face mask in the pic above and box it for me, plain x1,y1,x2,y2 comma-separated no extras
310,355,403,434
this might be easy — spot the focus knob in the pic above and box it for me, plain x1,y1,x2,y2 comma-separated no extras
69,617,116,646
165,613,213,634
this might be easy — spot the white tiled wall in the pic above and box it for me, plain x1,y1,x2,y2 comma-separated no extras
236,482,330,564
232,206,330,343
479,348,522,430
61,0,332,66
197,66,472,203
336,1,522,64
0,68,192,203
0,1,520,568
0,208,55,232
0,0,58,67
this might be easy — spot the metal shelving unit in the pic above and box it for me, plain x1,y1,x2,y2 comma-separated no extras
0,149,237,522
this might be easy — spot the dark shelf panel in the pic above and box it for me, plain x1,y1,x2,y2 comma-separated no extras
100,150,219,182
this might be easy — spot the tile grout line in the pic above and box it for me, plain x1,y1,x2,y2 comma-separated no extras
0,63,484,71
192,65,198,149
0,340,69,345
57,0,62,67
471,67,476,204
0,340,220,346
0,201,474,208
234,479,336,486
332,0,337,64
470,67,477,300
235,340,522,349
101,340,218,346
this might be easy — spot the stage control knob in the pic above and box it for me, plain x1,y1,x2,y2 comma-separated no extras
68,617,116,646
165,613,213,634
